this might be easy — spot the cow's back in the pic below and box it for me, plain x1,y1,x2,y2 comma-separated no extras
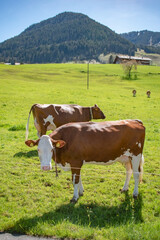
32,104,88,126
51,120,145,163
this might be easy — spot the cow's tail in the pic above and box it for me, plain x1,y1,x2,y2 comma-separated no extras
25,104,37,141
135,119,143,125
139,154,144,183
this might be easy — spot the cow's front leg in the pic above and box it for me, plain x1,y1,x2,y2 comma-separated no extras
71,169,81,203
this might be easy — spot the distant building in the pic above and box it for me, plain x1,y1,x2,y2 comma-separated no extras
113,55,151,65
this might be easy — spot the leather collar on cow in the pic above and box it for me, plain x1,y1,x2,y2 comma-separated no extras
90,107,93,120
53,147,58,177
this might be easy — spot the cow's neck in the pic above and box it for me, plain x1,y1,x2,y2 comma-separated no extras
82,107,92,121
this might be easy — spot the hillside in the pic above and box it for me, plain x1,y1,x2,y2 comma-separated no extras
135,49,160,66
121,30,160,54
0,12,135,63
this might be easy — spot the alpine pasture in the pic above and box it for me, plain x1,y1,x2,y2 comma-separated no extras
0,63,160,240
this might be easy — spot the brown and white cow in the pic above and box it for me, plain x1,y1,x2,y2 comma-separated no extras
26,104,105,140
132,89,136,97
25,119,145,202
146,90,151,98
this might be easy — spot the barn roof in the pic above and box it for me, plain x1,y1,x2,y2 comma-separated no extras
114,55,151,61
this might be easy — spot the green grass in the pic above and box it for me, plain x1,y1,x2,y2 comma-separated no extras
135,49,160,66
0,63,160,240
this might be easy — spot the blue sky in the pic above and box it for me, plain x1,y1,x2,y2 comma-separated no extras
0,0,160,43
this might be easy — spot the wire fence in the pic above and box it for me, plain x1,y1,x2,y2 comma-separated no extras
0,160,160,177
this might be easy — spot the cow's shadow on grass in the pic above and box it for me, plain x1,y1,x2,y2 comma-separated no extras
10,192,143,233
14,150,38,158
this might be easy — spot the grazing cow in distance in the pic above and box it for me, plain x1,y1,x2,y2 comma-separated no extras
25,119,145,203
146,90,151,98
132,89,136,97
25,104,105,140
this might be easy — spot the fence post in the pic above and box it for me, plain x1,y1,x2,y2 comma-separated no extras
87,61,89,89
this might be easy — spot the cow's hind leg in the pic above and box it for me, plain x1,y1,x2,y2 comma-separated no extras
79,177,84,196
132,154,142,198
37,131,41,138
121,161,132,193
139,154,144,183
40,127,47,137
71,169,81,203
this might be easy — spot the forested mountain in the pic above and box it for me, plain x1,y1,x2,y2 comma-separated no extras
121,30,160,54
0,12,136,63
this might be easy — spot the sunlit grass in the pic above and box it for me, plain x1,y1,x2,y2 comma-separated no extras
0,63,160,239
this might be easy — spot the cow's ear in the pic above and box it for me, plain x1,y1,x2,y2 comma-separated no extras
94,104,99,110
51,139,66,148
25,139,39,147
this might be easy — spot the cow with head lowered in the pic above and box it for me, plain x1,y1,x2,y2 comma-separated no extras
25,104,105,140
25,119,145,203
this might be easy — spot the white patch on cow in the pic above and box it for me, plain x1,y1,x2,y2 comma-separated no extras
79,177,84,196
131,154,142,197
123,149,132,157
132,154,141,171
38,135,53,170
83,160,118,165
43,115,54,125
123,120,130,124
60,105,75,114
72,174,79,202
43,115,56,131
136,142,142,148
39,104,51,108
57,163,71,171
83,150,132,166
122,162,132,191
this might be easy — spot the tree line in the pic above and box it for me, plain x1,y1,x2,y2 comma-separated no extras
0,12,136,63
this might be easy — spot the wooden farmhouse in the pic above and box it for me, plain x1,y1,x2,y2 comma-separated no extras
113,55,151,65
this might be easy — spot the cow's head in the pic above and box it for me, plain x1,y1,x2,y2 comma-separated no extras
25,135,66,171
92,104,106,119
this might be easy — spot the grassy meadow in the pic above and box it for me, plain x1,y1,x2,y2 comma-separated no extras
0,63,160,240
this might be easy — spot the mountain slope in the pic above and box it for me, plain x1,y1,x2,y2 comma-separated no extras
0,12,135,63
121,30,160,46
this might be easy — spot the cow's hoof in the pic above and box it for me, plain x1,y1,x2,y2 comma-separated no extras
79,191,84,197
70,198,78,203
133,195,138,199
120,188,128,193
